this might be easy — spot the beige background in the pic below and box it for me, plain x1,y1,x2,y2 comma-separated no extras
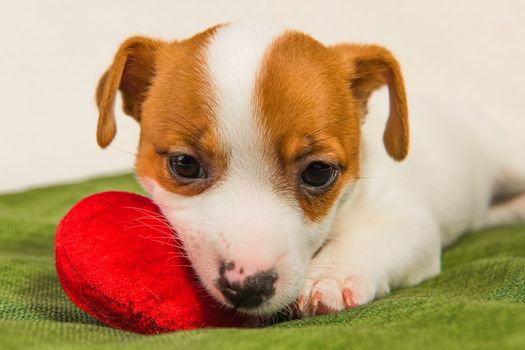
1,0,524,193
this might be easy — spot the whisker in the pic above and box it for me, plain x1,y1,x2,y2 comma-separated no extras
107,145,136,156
124,222,174,238
307,134,341,147
304,117,349,139
125,207,171,223
164,115,206,148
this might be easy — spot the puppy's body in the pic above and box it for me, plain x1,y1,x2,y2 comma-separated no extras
96,22,525,317
310,92,525,311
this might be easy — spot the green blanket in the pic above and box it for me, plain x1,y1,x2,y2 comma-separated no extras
1,174,524,350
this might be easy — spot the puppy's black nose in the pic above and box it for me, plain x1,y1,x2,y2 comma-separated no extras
216,262,277,309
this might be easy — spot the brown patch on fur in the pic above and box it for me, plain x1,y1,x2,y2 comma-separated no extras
255,32,361,222
330,44,409,161
256,34,409,222
96,26,226,196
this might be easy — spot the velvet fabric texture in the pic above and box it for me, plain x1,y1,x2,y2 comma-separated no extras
55,191,244,334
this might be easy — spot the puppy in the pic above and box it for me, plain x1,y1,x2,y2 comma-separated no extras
95,22,525,317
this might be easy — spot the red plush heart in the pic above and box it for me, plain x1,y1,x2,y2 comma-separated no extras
55,191,246,334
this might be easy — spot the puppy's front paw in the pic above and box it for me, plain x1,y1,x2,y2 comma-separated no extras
296,272,376,317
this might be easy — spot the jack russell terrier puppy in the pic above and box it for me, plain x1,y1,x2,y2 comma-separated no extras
95,22,525,317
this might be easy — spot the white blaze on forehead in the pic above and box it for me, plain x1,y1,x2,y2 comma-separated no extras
204,21,287,184
200,22,305,267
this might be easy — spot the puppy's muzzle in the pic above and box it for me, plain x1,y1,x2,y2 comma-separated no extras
216,261,277,309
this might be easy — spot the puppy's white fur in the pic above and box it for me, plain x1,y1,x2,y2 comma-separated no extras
142,22,525,315
301,90,525,311
144,22,334,315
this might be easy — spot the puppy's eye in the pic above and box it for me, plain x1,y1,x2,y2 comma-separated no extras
301,162,337,188
168,154,205,179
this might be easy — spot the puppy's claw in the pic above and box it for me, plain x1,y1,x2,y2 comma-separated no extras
342,288,357,309
297,295,306,312
311,291,322,310
298,273,376,317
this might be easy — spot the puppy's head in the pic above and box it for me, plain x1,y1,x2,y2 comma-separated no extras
96,22,408,316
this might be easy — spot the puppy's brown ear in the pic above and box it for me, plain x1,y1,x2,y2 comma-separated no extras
331,44,409,161
96,36,164,148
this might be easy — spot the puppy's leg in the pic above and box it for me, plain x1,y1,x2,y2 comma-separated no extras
484,142,525,228
481,193,525,229
297,207,441,316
